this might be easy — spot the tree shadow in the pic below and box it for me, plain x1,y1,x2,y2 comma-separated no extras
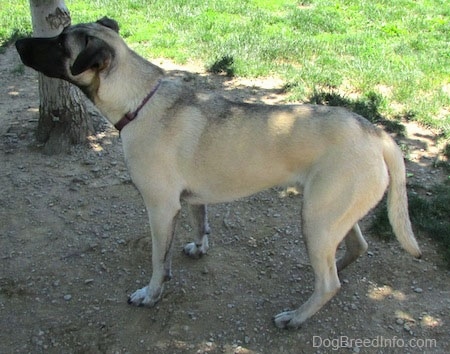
307,87,407,136
162,61,286,106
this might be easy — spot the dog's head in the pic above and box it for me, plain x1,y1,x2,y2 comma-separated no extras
15,17,122,97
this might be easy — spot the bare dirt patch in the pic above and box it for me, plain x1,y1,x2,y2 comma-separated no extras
1,47,449,353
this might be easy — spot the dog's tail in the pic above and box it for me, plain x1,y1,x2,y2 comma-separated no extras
382,133,422,258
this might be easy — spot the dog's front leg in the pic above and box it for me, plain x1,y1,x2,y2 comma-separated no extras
183,204,210,258
128,202,180,307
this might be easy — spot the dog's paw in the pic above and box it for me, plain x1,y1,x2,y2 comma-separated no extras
183,240,208,259
128,286,161,307
273,310,302,329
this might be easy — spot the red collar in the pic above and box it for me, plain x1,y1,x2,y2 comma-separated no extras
114,79,161,132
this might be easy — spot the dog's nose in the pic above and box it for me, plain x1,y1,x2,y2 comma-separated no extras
15,39,29,61
15,39,34,68
15,39,25,53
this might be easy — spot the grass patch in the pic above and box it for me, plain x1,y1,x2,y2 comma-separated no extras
207,55,235,77
0,2,31,46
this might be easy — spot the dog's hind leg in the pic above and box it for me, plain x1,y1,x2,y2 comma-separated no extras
128,199,181,307
336,223,368,272
273,222,342,329
274,166,369,329
183,204,210,258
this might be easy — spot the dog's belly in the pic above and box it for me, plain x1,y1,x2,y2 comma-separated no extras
182,166,305,205
182,185,279,205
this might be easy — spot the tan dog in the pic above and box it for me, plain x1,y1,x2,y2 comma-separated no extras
16,18,421,329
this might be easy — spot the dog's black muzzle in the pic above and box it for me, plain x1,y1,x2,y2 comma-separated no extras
15,36,68,80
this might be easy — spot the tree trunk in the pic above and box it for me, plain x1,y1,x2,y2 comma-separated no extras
30,0,92,154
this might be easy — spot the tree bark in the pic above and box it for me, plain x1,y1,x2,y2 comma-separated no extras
30,0,92,154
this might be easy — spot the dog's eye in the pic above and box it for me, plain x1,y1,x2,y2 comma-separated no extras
57,35,65,49
55,35,70,56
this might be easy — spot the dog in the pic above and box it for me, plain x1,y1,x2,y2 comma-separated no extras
15,17,421,329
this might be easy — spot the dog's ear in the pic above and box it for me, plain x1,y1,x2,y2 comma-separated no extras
96,17,119,33
70,37,114,76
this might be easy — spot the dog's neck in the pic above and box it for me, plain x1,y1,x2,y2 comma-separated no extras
114,79,161,132
94,49,165,128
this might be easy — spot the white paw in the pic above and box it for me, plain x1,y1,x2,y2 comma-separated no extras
273,310,302,329
183,239,208,258
128,286,161,307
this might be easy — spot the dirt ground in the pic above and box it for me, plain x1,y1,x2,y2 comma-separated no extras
1,46,449,354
